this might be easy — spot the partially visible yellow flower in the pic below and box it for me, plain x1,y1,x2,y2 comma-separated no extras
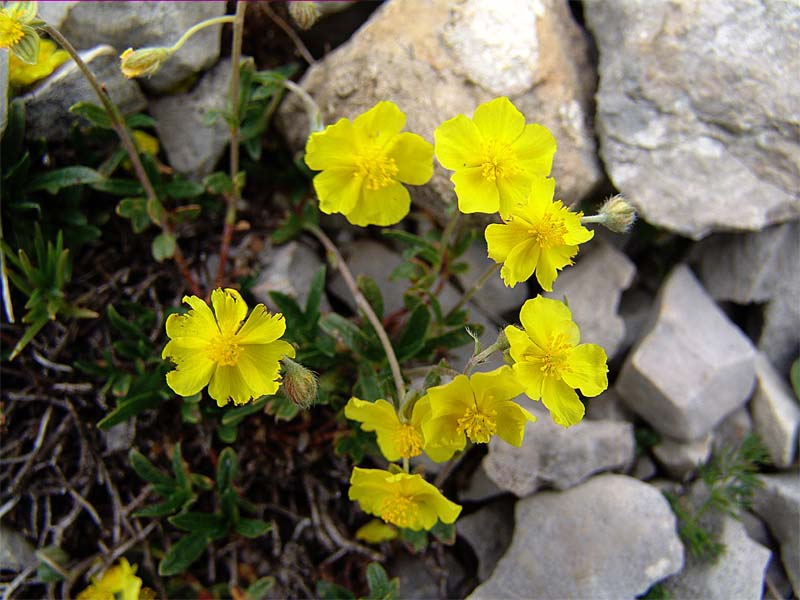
421,366,535,457
505,296,608,428
119,46,172,79
162,288,295,407
349,467,461,531
132,130,160,156
355,519,398,543
8,38,68,87
76,558,142,600
485,177,593,290
434,96,556,219
344,397,426,462
0,1,40,63
305,101,434,227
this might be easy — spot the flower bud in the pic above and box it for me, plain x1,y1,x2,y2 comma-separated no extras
288,2,321,30
281,356,318,410
598,194,637,233
119,46,171,79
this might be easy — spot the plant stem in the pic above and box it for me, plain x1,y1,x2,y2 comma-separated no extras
43,24,201,296
463,335,507,375
214,0,246,288
304,223,406,405
580,214,604,225
169,15,235,54
448,261,500,317
402,457,409,474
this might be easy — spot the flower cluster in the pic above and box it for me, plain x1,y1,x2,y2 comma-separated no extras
76,558,155,600
0,1,41,64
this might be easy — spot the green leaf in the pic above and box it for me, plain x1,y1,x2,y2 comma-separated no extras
169,512,228,537
11,25,39,64
269,291,304,332
26,166,104,194
357,275,384,320
315,581,356,600
319,313,373,354
216,447,238,493
133,493,193,518
234,518,271,538
128,449,174,487
791,357,800,401
171,442,189,490
217,423,238,444
355,362,383,401
203,172,234,195
265,393,300,422
164,178,205,199
430,520,456,545
304,265,327,327
159,532,208,576
69,101,113,129
365,562,399,600
35,546,70,583
246,577,276,600
399,528,427,553
97,389,165,429
106,304,148,341
151,232,176,262
93,178,144,196
396,304,430,361
221,397,268,427
126,113,158,129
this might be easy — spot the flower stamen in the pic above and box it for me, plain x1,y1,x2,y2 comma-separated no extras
208,334,241,366
457,406,497,443
393,424,424,458
380,494,420,529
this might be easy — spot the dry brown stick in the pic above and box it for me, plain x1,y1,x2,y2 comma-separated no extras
262,3,315,65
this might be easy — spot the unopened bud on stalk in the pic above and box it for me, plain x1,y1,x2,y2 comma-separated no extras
119,46,172,79
288,1,321,30
281,356,318,409
598,195,637,233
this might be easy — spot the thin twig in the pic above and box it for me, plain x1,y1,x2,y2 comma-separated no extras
9,406,52,493
262,3,315,66
1,564,37,600
448,262,500,318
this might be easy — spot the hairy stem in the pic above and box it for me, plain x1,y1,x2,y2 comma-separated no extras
169,15,235,54
448,261,500,317
304,223,406,405
43,24,201,296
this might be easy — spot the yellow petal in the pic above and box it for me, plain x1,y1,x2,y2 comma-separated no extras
500,238,540,288
426,375,475,419
304,117,359,171
348,467,393,515
494,400,536,446
497,171,533,219
485,222,526,263
387,132,434,185
541,378,585,427
562,343,609,397
314,168,362,216
420,489,461,525
344,398,405,461
208,364,256,407
344,181,410,227
236,305,287,345
517,177,556,223
434,114,483,170
519,296,579,349
352,100,406,148
451,167,500,214
163,341,215,396
235,341,294,398
535,245,576,292
211,288,248,336
166,295,218,341
511,360,546,401
470,366,525,409
355,519,397,543
504,324,537,363
512,123,557,177
472,97,525,145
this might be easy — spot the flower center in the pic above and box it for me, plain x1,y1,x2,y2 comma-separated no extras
526,212,568,249
355,145,399,190
539,334,571,377
457,406,497,444
393,424,424,458
380,494,419,529
0,13,24,48
208,334,241,366
480,140,519,182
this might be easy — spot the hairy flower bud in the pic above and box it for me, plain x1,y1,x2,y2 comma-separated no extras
599,194,637,233
119,46,171,79
281,357,318,410
288,1,321,30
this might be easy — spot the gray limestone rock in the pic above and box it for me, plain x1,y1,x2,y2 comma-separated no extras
632,455,657,481
758,264,800,378
714,407,753,451
751,354,800,468
149,58,231,178
586,388,634,422
456,497,515,581
483,402,635,496
617,265,756,441
38,1,226,93
251,241,328,313
469,474,684,599
752,474,800,595
278,0,603,217
653,434,713,480
459,463,504,503
585,0,800,239
664,515,770,600
544,240,635,360
0,526,36,572
22,45,146,141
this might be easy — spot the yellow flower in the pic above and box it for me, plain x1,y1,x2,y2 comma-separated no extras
344,397,426,461
349,467,461,531
8,38,68,87
485,177,593,290
355,519,398,543
162,288,295,407
304,101,434,227
421,366,535,456
0,1,39,63
77,558,142,600
505,296,608,428
119,46,172,79
434,96,556,219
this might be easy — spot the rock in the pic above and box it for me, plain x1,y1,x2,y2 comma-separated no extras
390,549,468,599
251,241,328,312
752,474,800,594
586,388,633,422
714,407,753,451
751,354,800,468
102,421,135,454
278,0,603,217
22,45,146,141
694,222,800,305
617,265,756,441
459,463,504,503
0,526,36,571
664,515,770,600
149,58,231,178
758,265,800,378
469,474,684,599
652,434,713,480
618,287,655,356
586,0,800,240
544,241,635,360
457,497,515,581
632,455,657,481
38,1,226,93
483,402,635,496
